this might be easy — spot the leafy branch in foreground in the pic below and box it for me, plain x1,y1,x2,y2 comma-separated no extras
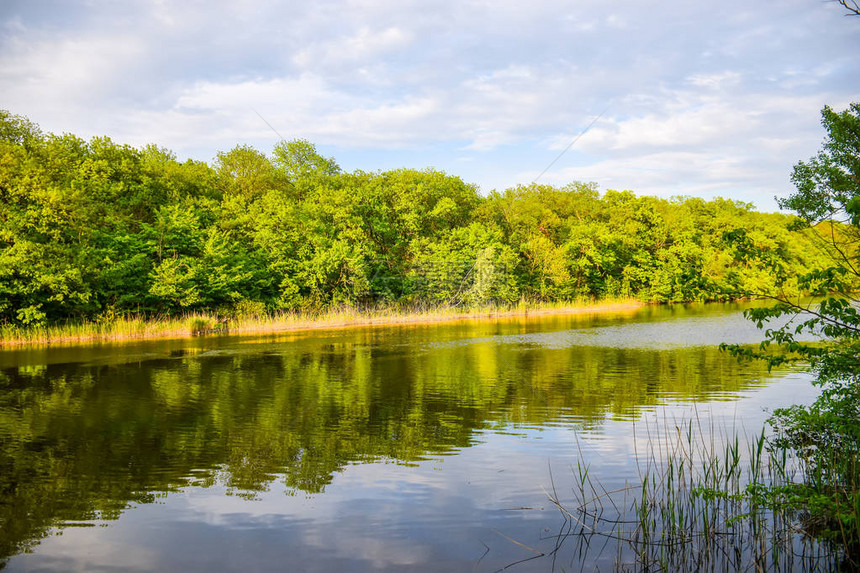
723,102,860,566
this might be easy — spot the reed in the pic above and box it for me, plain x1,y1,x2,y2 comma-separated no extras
545,416,855,572
0,297,644,348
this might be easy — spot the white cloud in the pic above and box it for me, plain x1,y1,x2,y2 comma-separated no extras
0,0,856,209
293,26,412,69
0,34,145,103
525,89,835,209
588,106,750,151
175,75,337,113
536,151,779,204
165,76,441,147
687,71,741,89
462,130,518,151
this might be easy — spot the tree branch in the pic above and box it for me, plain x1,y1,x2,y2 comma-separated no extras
757,293,860,336
836,0,860,16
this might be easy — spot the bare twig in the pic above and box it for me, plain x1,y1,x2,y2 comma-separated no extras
836,0,860,16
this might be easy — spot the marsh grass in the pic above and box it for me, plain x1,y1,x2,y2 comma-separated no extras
0,313,226,346
544,416,853,572
0,297,643,348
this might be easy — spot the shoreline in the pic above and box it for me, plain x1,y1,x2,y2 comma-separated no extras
230,300,648,334
0,300,647,349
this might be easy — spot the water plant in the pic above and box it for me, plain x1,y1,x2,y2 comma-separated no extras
545,418,847,572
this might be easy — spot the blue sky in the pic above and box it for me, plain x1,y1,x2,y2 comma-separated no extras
1,0,858,211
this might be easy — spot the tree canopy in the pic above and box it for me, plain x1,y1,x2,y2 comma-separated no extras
0,110,839,327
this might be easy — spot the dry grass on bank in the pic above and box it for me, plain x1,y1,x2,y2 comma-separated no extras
0,298,646,348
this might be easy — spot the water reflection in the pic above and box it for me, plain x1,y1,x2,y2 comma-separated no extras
0,303,817,571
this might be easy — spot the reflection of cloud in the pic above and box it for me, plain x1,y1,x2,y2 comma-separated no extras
173,465,441,568
18,529,156,571
304,528,432,567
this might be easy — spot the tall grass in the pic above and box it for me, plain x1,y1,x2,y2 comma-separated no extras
0,312,226,347
0,297,644,348
544,418,853,572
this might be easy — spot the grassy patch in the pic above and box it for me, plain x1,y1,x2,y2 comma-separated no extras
545,417,855,572
0,297,645,348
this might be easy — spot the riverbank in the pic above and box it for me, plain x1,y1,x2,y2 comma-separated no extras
0,298,647,348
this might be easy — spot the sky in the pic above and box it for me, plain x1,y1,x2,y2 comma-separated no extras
1,0,858,211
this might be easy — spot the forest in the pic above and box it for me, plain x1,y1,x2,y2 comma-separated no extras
0,109,840,327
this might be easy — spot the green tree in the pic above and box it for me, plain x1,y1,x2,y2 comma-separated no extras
724,103,860,562
215,144,289,203
272,139,340,184
0,110,41,146
0,109,839,325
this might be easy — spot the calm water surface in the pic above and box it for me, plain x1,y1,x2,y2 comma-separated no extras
0,303,821,572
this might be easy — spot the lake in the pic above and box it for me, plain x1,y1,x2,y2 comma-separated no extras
0,302,827,572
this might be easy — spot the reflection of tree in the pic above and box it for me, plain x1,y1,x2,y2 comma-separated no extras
0,334,779,562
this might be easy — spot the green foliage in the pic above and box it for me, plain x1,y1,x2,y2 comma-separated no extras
0,109,837,328
272,139,340,184
0,110,42,147
786,103,860,225
723,102,860,563
215,144,288,201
